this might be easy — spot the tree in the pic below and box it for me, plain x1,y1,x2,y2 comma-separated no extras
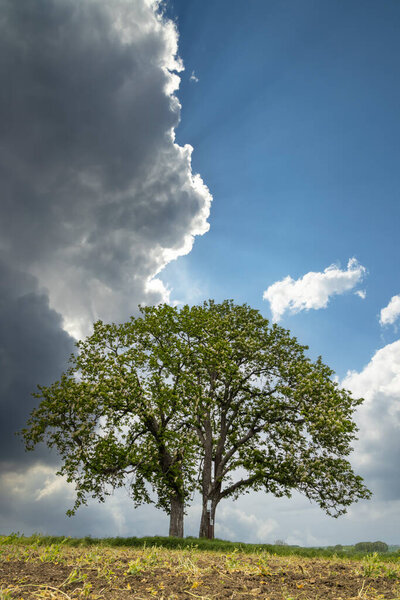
372,541,389,553
166,301,371,538
354,541,389,553
22,300,371,539
22,307,199,537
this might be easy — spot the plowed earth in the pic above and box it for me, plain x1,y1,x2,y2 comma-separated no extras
1,543,400,600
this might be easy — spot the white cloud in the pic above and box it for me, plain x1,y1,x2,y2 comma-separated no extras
35,475,73,501
0,0,212,339
190,70,199,83
0,462,167,537
355,289,366,299
216,505,278,543
0,464,74,503
263,258,366,322
342,339,400,498
379,294,400,327
343,339,400,403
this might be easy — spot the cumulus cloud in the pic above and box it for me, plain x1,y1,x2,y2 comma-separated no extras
215,505,278,543
379,294,400,327
0,0,212,339
342,339,400,499
263,258,366,322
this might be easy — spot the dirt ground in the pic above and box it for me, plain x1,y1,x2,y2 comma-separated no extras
1,543,400,599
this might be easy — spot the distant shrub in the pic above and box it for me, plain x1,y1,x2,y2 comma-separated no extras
354,541,389,553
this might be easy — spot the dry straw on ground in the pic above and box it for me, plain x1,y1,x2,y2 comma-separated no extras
1,539,400,599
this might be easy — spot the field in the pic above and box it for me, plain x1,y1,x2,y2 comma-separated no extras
1,536,400,600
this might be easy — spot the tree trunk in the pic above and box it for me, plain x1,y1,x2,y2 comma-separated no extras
199,499,210,538
199,415,214,538
199,498,218,539
169,495,184,537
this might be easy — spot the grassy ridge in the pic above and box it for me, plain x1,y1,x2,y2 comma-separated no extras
1,533,400,561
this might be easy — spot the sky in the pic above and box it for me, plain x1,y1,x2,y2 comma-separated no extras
0,0,400,547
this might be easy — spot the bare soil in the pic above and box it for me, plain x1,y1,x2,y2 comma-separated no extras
1,543,400,599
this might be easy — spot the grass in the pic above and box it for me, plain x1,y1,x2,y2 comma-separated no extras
1,532,400,561
1,534,400,599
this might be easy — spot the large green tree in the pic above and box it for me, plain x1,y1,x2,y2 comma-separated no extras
22,300,371,539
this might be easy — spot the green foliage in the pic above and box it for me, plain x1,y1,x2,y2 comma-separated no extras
38,541,67,562
360,552,398,578
21,299,371,532
63,568,88,585
355,541,389,553
21,305,200,517
0,532,21,546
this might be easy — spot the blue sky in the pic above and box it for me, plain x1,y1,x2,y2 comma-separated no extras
0,0,400,546
162,0,400,376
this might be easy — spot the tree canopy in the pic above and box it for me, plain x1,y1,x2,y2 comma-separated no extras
22,307,199,536
22,300,371,538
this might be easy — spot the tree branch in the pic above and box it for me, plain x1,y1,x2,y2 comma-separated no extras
219,474,260,499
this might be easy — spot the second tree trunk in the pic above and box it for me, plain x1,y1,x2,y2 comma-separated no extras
169,495,184,537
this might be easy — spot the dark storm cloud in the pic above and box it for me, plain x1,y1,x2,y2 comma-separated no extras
0,0,211,535
0,261,74,468
0,0,211,339
1,0,173,193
